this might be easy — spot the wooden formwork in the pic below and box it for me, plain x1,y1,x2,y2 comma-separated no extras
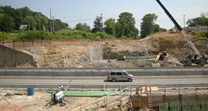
71,96,132,111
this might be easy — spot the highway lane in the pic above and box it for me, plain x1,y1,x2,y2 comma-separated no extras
0,76,208,88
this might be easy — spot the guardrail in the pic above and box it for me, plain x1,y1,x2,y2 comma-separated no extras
0,67,208,77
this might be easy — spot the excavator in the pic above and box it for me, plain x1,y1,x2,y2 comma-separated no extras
155,0,208,66
154,51,169,63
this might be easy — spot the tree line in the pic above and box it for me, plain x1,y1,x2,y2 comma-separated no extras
0,5,165,38
76,12,208,38
0,5,208,39
76,12,166,38
0,6,68,32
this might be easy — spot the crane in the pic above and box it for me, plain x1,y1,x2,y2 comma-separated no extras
155,0,207,66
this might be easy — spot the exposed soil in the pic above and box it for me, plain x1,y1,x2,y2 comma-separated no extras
0,88,99,111
15,31,208,68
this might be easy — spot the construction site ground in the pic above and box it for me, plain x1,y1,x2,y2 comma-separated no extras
0,88,100,111
0,86,208,111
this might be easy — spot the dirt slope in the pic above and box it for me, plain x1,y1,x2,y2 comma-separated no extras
18,32,208,68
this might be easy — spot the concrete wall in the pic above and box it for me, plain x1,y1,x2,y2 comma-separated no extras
0,45,35,67
0,68,207,76
89,45,103,61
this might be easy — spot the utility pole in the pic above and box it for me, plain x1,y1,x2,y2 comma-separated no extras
183,15,186,28
53,16,55,32
101,13,103,23
28,22,30,30
50,8,52,32
101,13,103,31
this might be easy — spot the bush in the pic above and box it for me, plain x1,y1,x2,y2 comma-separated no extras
95,32,113,39
0,32,9,40
194,32,208,39
16,29,114,40
18,30,50,40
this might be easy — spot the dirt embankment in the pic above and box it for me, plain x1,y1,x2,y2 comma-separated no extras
17,32,208,68
150,32,208,59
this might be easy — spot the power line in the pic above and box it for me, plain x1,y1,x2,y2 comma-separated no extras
65,18,95,23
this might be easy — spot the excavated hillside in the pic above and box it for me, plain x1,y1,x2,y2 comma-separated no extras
18,31,208,68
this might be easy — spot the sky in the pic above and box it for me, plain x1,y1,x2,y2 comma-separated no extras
1,0,208,30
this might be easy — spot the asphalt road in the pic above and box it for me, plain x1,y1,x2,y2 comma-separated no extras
0,76,208,88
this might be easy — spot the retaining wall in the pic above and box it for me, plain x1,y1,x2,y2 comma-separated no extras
0,45,35,67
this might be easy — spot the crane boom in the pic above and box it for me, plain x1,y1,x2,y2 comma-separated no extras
155,0,201,56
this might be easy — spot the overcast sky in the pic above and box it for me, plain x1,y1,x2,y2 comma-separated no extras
1,0,208,30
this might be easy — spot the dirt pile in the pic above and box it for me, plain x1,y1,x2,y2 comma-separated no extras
18,31,208,68
150,32,208,60
150,32,192,59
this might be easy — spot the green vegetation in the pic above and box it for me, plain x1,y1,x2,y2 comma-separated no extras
74,23,91,32
0,6,68,32
140,13,165,38
1,5,207,40
92,15,104,33
0,32,18,40
16,29,113,40
193,32,208,40
187,12,208,27
103,12,139,38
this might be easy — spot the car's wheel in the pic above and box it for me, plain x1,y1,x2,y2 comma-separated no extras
112,78,116,82
128,78,132,82
199,58,206,66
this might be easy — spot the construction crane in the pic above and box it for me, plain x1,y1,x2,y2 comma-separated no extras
155,0,208,66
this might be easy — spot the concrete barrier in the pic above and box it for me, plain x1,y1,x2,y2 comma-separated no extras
0,68,208,77
0,45,35,67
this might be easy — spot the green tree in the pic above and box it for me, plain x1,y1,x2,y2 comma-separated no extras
0,32,9,41
0,6,23,30
0,9,4,26
13,9,23,30
0,5,67,32
23,16,37,30
140,13,158,38
187,13,208,27
19,6,32,18
115,18,126,38
75,23,91,32
0,14,15,32
34,13,49,30
117,12,138,37
104,18,116,36
187,17,208,27
92,15,103,33
53,19,68,31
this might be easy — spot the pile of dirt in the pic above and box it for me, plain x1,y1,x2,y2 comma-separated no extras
18,31,208,68
150,32,192,59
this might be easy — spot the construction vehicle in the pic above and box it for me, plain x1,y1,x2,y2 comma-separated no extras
156,0,208,66
154,51,169,63
46,91,65,106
